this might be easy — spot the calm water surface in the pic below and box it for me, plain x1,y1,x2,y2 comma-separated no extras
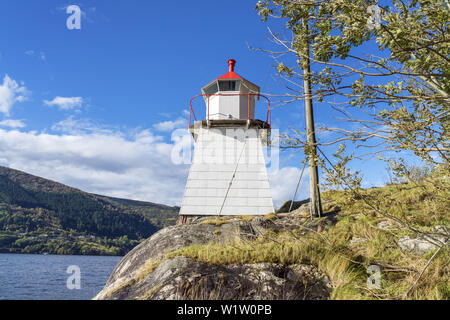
0,253,122,300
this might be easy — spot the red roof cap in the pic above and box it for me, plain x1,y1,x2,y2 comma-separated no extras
217,59,242,79
228,59,236,72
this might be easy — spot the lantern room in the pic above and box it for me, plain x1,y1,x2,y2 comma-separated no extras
201,59,260,120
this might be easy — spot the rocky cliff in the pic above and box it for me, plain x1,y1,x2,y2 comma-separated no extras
94,180,449,300
94,211,333,300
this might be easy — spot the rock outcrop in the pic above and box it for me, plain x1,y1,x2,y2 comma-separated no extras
398,225,449,255
94,215,333,300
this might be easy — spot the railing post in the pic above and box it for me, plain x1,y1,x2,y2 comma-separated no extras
189,103,192,128
207,95,210,121
248,94,250,121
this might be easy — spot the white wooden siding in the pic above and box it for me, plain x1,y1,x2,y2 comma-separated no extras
179,126,274,216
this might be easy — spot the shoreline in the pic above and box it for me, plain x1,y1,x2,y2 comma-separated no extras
0,251,123,258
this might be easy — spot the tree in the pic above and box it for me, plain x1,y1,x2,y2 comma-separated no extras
256,0,449,172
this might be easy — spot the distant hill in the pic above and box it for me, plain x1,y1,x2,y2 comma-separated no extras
95,194,179,229
0,166,179,256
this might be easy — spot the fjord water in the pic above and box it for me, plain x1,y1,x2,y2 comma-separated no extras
0,253,121,300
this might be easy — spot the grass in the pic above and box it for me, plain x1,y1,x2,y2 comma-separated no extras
104,170,448,300
199,217,231,226
104,258,164,298
105,277,136,298
135,259,164,282
263,212,279,221
138,284,163,300
166,172,449,300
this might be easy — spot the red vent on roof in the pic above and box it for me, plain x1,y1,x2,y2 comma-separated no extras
217,59,242,79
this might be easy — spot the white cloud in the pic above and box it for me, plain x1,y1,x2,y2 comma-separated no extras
0,123,190,205
153,118,187,132
25,50,46,61
57,5,103,24
51,116,114,135
158,112,172,118
269,166,310,208
0,75,29,115
0,116,304,208
44,96,83,110
0,119,25,128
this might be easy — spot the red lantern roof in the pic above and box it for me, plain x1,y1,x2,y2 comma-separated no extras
201,58,260,98
217,59,242,79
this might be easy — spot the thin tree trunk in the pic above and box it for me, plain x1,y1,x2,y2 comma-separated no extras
302,19,323,217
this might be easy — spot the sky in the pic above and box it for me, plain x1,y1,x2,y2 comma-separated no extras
0,0,397,207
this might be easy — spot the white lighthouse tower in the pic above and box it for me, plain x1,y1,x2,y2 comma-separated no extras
179,59,274,217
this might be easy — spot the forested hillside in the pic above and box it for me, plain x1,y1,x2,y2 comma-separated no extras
0,166,179,256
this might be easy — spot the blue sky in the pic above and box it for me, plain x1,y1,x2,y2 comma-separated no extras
0,0,397,207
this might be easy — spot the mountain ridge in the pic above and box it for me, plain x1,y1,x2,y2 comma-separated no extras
0,165,179,255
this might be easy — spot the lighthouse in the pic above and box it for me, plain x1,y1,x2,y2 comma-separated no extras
179,59,274,216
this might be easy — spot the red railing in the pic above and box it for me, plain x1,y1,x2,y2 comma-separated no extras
189,93,271,128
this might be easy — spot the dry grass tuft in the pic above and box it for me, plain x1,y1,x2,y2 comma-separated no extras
168,173,449,300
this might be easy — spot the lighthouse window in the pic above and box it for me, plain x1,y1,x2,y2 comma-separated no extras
203,82,218,95
218,80,240,91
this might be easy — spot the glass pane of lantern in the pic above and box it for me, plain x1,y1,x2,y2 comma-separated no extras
204,81,218,95
218,80,240,91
